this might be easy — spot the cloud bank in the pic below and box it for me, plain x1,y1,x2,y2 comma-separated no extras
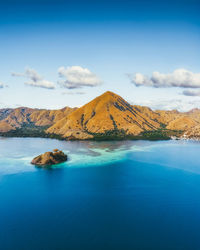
182,89,200,97
62,91,85,95
133,98,200,112
12,68,55,89
58,66,101,89
130,68,200,88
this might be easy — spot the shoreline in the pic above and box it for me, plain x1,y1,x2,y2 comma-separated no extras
0,133,176,142
1,134,199,142
0,127,183,142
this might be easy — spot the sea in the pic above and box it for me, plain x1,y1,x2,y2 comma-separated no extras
1,137,200,249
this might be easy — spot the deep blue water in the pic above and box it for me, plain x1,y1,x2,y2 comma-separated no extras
1,138,200,249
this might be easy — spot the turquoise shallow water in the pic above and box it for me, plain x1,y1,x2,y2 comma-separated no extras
1,137,200,249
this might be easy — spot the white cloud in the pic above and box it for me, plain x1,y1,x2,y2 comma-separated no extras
0,82,4,88
133,98,200,112
130,68,200,88
182,89,200,97
61,91,85,95
12,68,55,89
24,79,55,89
58,66,101,89
0,82,8,88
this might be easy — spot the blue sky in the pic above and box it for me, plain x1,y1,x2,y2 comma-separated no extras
0,0,200,111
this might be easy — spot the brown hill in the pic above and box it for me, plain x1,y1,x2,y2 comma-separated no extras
0,106,76,133
166,116,198,131
46,91,161,139
154,110,181,125
1,91,200,140
185,108,200,123
184,124,200,139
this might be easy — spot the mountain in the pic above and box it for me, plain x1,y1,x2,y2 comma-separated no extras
180,109,200,139
0,107,76,133
46,91,162,139
1,91,200,140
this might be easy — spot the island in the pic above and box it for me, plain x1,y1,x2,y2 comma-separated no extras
31,149,68,167
0,91,199,141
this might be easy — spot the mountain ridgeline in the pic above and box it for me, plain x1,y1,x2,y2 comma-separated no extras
1,91,200,140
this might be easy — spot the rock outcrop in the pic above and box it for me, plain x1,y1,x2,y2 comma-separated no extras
31,149,67,166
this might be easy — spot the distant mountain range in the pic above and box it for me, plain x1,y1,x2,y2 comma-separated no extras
1,91,200,140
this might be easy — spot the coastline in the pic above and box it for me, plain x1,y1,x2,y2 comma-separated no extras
0,128,183,141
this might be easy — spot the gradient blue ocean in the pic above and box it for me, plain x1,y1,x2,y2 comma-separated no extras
1,137,200,249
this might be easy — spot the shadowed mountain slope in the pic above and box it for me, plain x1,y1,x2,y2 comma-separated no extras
46,91,162,139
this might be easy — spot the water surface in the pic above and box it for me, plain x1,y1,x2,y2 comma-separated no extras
1,138,200,249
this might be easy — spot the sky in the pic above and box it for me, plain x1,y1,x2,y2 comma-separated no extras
0,0,200,111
